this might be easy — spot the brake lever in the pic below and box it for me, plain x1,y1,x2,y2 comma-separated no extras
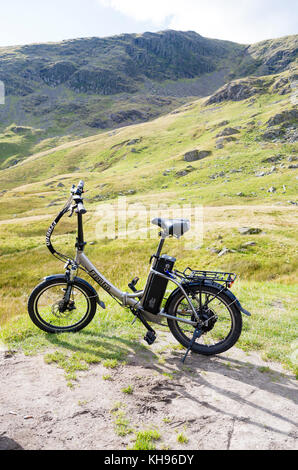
68,205,75,218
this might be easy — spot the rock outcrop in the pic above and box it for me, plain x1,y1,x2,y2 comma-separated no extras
266,108,298,127
205,78,266,105
40,61,77,86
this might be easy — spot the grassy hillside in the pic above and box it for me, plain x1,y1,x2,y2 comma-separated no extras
0,65,297,376
0,31,297,169
0,67,297,203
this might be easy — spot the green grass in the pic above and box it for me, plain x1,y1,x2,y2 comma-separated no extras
0,304,144,385
121,385,134,394
111,406,134,437
6,274,298,374
0,231,297,376
162,416,173,424
0,227,297,376
103,358,119,369
0,66,297,379
102,374,113,381
177,432,188,444
129,429,161,450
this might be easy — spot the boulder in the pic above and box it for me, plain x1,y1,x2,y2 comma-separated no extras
261,128,284,140
217,136,237,144
175,165,195,177
184,149,211,162
163,168,174,176
9,126,32,134
238,227,262,235
216,127,240,137
242,241,256,247
127,138,142,146
261,155,283,163
217,120,230,127
217,247,230,257
209,171,225,180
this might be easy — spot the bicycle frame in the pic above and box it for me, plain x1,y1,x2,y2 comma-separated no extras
75,250,198,326
73,213,199,326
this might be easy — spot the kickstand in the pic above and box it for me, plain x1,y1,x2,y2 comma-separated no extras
182,327,203,364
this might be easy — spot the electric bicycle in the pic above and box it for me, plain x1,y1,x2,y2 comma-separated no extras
28,181,251,362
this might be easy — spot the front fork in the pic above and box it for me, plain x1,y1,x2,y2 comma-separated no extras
60,261,78,312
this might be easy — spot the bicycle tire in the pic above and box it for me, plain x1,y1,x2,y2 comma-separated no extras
167,284,242,356
28,277,97,333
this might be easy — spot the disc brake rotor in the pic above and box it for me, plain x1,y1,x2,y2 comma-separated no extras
51,299,73,318
178,300,218,332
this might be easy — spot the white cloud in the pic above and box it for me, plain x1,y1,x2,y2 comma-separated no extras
98,0,297,43
99,0,177,24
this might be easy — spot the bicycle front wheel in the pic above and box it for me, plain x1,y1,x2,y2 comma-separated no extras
28,277,97,333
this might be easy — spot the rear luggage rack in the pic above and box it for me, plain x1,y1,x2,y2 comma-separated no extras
175,267,237,287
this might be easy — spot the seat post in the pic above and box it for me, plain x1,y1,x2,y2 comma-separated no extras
154,233,166,261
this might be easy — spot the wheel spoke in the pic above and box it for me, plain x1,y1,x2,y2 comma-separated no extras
173,288,234,350
35,283,90,330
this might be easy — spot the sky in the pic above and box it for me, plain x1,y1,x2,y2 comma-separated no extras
0,0,297,47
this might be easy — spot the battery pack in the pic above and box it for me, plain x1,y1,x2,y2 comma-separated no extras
142,254,176,314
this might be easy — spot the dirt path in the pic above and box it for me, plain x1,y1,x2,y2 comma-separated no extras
0,336,297,451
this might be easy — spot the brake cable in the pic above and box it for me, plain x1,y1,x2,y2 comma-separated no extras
45,195,74,263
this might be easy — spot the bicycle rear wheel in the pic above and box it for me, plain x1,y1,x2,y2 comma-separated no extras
28,277,97,333
167,284,242,356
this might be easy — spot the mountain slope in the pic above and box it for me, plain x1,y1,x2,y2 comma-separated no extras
0,30,297,169
0,66,296,204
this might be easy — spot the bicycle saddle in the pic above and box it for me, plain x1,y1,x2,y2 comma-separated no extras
151,218,190,238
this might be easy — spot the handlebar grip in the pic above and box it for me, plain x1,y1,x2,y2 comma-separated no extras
76,202,87,215
77,180,84,191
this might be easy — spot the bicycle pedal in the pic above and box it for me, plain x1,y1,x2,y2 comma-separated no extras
144,331,156,345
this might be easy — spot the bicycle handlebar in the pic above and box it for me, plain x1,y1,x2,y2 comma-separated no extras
71,180,84,196
77,180,85,194
71,180,87,214
45,180,87,259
